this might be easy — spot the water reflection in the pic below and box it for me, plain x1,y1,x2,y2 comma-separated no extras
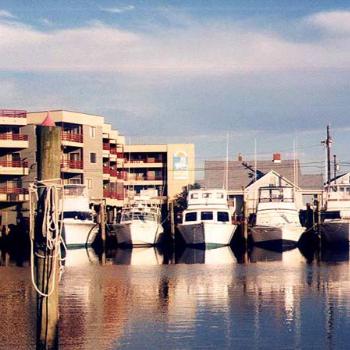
63,247,99,267
4,243,350,348
175,246,236,264
106,247,166,265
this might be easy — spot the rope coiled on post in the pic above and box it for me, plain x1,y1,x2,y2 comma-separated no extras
29,179,66,297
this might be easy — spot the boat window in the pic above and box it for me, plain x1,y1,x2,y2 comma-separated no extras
216,193,224,199
201,211,213,220
185,212,197,222
203,193,211,199
190,193,199,199
63,211,92,220
217,211,229,222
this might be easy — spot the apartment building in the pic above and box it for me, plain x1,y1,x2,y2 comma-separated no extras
102,123,126,207
0,108,195,230
0,110,29,227
124,144,195,200
22,110,119,201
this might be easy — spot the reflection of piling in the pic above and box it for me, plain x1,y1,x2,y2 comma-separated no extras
243,200,248,241
170,200,175,239
35,125,61,349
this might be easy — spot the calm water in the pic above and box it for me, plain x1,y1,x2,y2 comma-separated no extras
1,245,350,349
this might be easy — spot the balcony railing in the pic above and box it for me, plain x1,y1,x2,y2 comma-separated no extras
61,160,83,169
103,166,110,174
61,132,83,143
116,152,124,159
103,143,110,151
0,187,28,194
103,190,124,200
0,160,28,168
0,133,28,141
0,110,27,118
127,174,163,181
126,159,163,164
110,148,117,155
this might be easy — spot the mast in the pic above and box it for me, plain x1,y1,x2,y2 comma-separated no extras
222,133,229,190
254,138,257,182
333,154,337,184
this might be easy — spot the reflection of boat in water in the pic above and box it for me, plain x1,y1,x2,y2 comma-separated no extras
63,247,99,267
320,183,350,245
109,190,164,246
107,247,165,265
62,184,99,247
177,189,237,247
249,246,305,264
249,186,304,248
176,246,235,264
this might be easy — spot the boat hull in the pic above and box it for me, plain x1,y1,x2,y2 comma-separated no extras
111,222,164,246
177,222,237,247
249,225,304,248
320,219,350,245
63,220,99,248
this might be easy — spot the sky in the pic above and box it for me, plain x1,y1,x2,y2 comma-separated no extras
1,1,350,177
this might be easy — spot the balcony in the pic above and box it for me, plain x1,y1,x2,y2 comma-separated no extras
125,174,164,186
0,109,27,126
0,160,29,175
103,143,110,151
0,133,29,149
124,159,164,169
103,190,124,200
61,160,83,173
61,131,83,147
0,187,29,202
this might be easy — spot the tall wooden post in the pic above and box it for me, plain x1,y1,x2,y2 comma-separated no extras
35,124,61,350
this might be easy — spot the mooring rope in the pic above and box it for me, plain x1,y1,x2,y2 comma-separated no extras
29,180,66,297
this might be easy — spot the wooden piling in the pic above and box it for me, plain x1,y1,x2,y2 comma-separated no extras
35,125,61,350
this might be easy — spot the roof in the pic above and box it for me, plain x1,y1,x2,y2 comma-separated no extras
204,159,323,191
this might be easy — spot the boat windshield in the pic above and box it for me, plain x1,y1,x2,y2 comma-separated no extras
122,211,157,222
64,211,92,220
201,211,213,221
217,211,229,222
185,212,197,222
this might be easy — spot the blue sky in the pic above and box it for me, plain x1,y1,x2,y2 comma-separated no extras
1,1,350,176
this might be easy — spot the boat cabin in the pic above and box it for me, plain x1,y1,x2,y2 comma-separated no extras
182,189,233,224
258,186,294,203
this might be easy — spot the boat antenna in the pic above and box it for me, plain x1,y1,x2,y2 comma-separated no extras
226,132,229,191
254,138,257,183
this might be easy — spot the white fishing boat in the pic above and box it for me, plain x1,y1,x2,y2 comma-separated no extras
177,189,237,247
249,186,304,247
62,184,99,247
320,183,350,244
111,189,164,246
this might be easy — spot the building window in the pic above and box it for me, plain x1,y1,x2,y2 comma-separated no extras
89,126,96,138
87,179,92,189
90,153,96,163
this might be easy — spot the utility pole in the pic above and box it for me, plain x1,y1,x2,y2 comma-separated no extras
321,125,332,185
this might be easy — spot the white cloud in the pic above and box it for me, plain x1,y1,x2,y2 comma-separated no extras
306,10,350,34
0,11,349,74
100,5,135,14
40,18,53,26
0,9,16,19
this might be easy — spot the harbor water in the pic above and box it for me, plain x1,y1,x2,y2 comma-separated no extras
1,244,350,349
